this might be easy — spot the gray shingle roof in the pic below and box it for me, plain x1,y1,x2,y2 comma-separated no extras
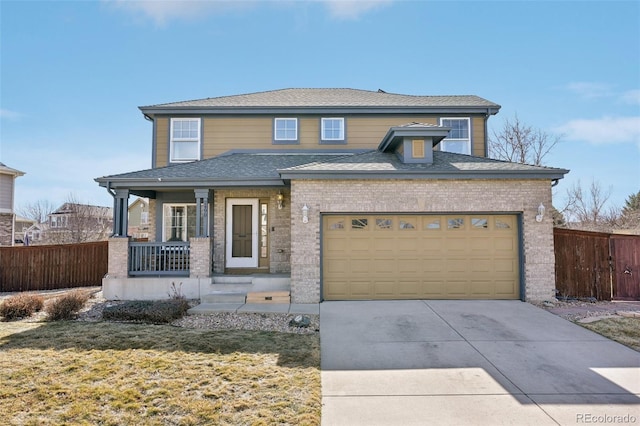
141,88,500,110
97,150,568,190
279,150,568,175
96,152,351,183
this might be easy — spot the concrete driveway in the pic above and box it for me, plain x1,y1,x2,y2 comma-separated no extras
320,300,640,426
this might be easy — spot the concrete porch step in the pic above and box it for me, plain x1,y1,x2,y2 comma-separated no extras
210,274,291,292
201,291,246,304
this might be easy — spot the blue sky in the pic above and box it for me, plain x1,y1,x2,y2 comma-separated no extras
1,0,639,214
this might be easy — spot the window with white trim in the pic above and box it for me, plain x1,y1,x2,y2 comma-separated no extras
170,118,201,162
163,204,197,242
440,118,471,155
274,118,298,142
321,117,345,142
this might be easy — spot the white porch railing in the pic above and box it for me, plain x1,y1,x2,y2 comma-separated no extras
128,241,190,276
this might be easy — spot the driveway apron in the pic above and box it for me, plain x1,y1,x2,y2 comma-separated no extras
320,300,640,426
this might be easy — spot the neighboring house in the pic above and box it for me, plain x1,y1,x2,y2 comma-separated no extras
14,216,37,244
0,162,25,246
42,203,113,244
128,197,150,241
24,223,45,244
96,88,568,303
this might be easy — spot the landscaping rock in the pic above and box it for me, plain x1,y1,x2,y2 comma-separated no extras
289,315,311,328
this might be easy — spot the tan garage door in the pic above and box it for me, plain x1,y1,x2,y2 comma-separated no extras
322,214,520,300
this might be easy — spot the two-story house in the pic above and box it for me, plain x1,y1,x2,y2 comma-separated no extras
96,88,568,304
43,202,113,244
0,162,25,246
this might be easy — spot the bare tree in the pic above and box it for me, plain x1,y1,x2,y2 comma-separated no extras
18,199,55,223
489,114,562,166
561,180,618,231
45,193,112,244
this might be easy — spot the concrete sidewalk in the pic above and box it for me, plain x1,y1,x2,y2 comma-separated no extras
320,300,640,426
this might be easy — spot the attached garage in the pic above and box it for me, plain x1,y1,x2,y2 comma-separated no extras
322,214,521,300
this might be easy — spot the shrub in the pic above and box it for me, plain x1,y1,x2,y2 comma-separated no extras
102,299,190,324
0,293,45,320
45,290,90,321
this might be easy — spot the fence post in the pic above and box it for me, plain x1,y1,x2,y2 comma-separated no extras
108,236,130,278
190,237,211,278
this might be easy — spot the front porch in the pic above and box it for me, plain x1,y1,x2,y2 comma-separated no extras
103,237,291,301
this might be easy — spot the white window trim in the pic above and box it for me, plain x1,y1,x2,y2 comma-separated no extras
170,118,201,163
321,117,345,141
440,117,471,155
273,118,298,142
163,204,190,242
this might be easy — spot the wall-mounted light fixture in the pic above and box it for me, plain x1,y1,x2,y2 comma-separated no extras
276,192,284,210
536,203,545,222
302,204,309,223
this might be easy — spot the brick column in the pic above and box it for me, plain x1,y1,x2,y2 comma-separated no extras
108,236,130,278
190,237,212,278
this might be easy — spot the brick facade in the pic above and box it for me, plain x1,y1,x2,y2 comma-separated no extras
290,179,555,303
107,236,130,278
190,237,212,278
0,213,14,246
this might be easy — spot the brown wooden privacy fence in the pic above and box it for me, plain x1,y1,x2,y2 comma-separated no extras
554,228,640,301
0,241,108,292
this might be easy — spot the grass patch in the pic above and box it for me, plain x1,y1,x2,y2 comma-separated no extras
0,321,320,425
579,317,640,352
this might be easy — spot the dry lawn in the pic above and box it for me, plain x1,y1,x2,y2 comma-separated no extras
579,317,640,352
0,321,320,425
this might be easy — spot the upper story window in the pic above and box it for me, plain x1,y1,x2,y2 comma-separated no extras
170,118,201,162
274,118,298,143
440,118,471,155
321,118,345,143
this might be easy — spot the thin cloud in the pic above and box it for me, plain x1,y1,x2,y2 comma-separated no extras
555,116,640,147
0,109,23,120
621,89,640,105
105,0,393,25
322,0,394,20
565,82,613,99
105,0,250,26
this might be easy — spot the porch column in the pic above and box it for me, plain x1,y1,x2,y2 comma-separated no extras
107,236,129,278
194,189,210,238
112,189,129,237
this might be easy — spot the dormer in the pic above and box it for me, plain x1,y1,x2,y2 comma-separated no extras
378,123,450,164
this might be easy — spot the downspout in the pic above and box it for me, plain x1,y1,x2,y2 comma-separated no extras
484,110,491,158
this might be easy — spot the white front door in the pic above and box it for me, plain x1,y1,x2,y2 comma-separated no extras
226,199,259,268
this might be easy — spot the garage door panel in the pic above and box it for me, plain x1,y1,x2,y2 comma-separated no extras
445,258,469,273
495,258,517,273
471,258,492,273
470,280,493,296
350,258,372,274
350,238,372,252
445,281,469,296
445,237,468,252
373,281,396,296
373,258,397,274
323,214,520,300
423,280,445,295
349,281,373,297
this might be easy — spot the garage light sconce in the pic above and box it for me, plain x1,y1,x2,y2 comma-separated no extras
302,204,309,223
276,192,284,210
536,203,545,222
